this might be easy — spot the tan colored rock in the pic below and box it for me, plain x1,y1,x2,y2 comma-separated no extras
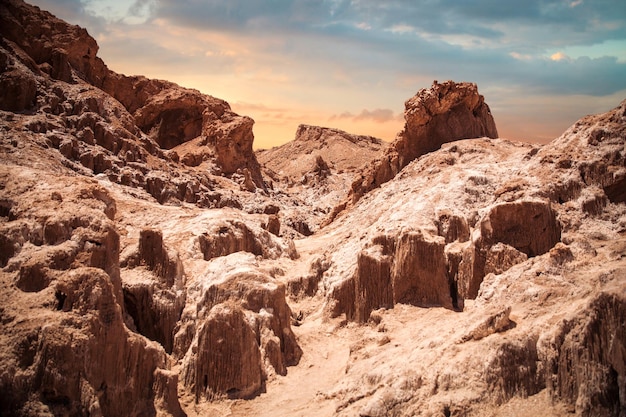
153,369,186,417
436,209,470,243
178,261,302,400
485,337,543,404
354,240,395,322
547,289,626,417
181,302,264,400
480,200,561,257
460,306,513,342
136,229,182,286
392,230,453,309
0,0,265,193
0,0,107,85
332,230,454,321
484,242,528,276
345,80,498,211
258,124,387,232
197,220,283,260
259,124,385,182
1,2,626,416
264,214,281,236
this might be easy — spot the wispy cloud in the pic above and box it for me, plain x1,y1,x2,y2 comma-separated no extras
330,108,402,123
29,0,626,147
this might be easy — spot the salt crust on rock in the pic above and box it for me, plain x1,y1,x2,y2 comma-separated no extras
0,1,625,416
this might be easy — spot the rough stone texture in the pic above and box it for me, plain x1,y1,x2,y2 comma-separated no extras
120,229,185,354
1,2,625,416
0,0,265,194
354,240,395,322
457,199,561,300
392,230,452,309
0,186,175,416
258,124,387,233
436,209,471,244
333,230,454,322
181,302,264,400
480,200,561,257
178,259,302,400
548,289,626,417
484,242,528,276
344,80,498,211
0,47,37,111
197,220,283,260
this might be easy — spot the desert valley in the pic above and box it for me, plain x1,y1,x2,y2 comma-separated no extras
0,1,625,416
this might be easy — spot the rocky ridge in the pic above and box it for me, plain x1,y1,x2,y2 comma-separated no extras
326,80,499,224
257,124,387,232
1,2,625,417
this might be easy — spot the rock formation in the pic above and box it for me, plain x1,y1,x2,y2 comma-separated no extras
1,1,625,417
327,80,498,223
0,0,264,192
257,124,387,233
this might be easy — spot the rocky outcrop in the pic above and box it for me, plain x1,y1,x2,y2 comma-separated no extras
258,124,386,232
181,302,264,400
0,177,181,416
121,229,185,354
0,0,265,194
328,81,497,222
1,1,626,416
333,230,453,322
458,200,561,300
480,200,561,257
332,197,562,322
198,220,285,260
354,241,395,322
0,46,36,111
547,289,626,417
178,258,302,400
0,0,107,85
259,124,385,183
479,286,626,414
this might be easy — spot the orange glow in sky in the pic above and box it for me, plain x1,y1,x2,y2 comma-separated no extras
30,0,626,149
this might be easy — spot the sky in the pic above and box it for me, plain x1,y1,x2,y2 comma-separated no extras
30,0,626,149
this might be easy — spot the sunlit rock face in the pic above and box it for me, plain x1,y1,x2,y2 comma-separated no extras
346,80,498,208
1,1,625,417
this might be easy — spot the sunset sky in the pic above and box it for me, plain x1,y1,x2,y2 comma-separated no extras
30,0,626,149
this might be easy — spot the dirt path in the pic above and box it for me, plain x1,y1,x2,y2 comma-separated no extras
228,313,352,417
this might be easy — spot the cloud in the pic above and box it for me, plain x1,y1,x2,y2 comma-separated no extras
330,108,402,123
550,52,571,62
27,0,626,148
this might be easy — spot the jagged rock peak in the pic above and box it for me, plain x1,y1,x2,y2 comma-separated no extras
0,0,264,188
397,80,498,162
326,80,498,224
294,124,383,146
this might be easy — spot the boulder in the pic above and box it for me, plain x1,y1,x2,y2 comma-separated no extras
179,266,302,400
484,243,528,276
392,230,453,309
332,231,454,322
181,302,264,400
197,220,283,260
480,200,561,257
